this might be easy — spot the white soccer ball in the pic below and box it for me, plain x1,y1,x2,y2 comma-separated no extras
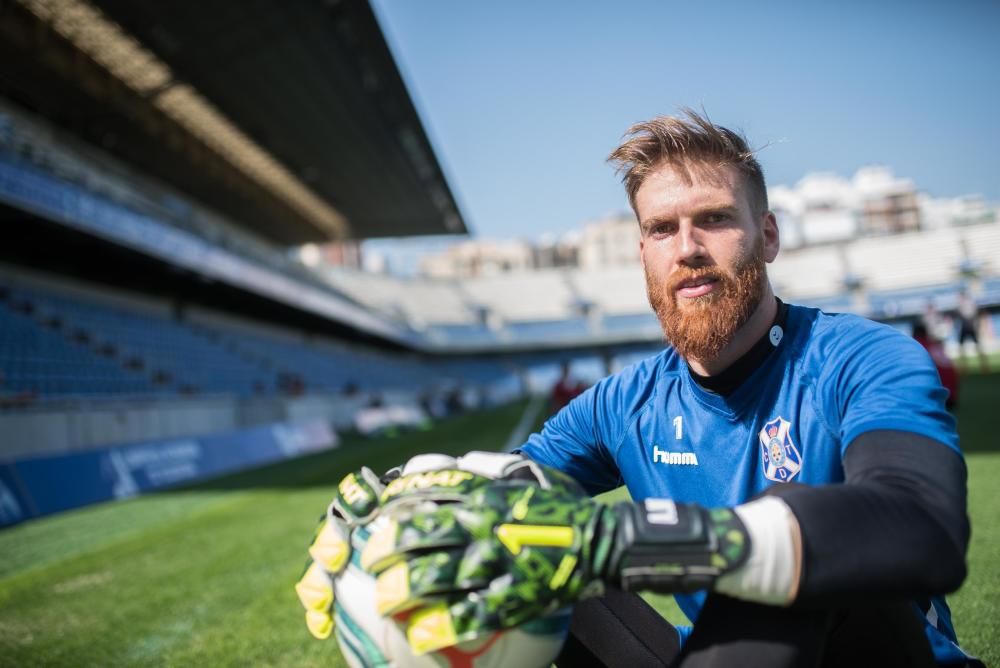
333,516,571,668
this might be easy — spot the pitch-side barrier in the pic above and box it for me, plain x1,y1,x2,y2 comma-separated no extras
0,418,337,528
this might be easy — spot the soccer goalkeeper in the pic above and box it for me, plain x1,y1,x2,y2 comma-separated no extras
299,110,978,667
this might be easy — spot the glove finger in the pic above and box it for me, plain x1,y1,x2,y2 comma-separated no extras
361,507,473,574
297,515,350,641
402,586,559,656
375,541,504,616
375,550,462,616
402,597,497,656
308,517,352,575
295,560,335,639
332,467,383,524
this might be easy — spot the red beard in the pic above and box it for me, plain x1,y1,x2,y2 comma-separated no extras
646,238,766,362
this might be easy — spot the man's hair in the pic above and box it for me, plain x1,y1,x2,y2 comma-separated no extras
608,108,768,217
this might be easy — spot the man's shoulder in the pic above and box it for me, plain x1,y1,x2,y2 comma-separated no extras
789,304,914,353
588,347,682,409
603,348,681,387
786,303,931,378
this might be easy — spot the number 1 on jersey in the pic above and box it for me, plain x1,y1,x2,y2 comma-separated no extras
673,415,683,440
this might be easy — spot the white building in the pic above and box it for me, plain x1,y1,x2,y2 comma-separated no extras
419,239,534,279
853,166,921,235
770,166,929,247
577,214,640,269
770,172,859,246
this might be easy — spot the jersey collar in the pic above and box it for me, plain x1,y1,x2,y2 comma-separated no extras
688,298,789,396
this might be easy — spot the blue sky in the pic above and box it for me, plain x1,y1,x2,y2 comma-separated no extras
368,0,1000,250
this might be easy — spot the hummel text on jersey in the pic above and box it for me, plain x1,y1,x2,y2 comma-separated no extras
652,445,699,466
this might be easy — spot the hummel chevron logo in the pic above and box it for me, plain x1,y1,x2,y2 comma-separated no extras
644,498,679,525
652,445,699,466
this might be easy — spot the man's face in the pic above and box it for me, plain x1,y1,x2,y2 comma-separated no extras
636,161,779,361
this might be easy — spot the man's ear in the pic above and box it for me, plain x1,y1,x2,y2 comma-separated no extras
762,211,780,263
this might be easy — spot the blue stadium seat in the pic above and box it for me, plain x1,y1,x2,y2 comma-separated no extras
0,282,511,405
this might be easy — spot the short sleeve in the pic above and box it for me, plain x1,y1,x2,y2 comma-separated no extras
519,383,623,496
819,321,958,455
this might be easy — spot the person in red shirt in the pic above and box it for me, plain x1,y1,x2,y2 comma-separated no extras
550,361,586,415
912,322,958,408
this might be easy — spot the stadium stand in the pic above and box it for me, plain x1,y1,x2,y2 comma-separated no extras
463,270,576,322
600,312,663,335
1,292,155,400
961,223,1000,276
846,228,965,292
795,294,856,314
505,318,590,340
768,245,848,300
324,269,479,328
0,276,518,404
424,324,500,347
867,283,964,319
569,265,651,316
319,270,413,322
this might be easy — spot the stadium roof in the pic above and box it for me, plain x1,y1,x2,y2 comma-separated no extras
0,0,467,244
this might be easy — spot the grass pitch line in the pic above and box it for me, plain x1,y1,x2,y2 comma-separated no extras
504,395,547,452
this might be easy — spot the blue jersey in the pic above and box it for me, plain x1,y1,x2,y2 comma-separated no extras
521,304,970,664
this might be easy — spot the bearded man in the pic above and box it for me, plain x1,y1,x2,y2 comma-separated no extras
516,111,976,667
298,112,978,667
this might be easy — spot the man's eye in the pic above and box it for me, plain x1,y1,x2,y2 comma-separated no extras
648,224,673,237
705,213,730,224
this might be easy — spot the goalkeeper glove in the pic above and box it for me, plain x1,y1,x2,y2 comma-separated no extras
360,456,752,653
293,452,519,645
294,466,384,639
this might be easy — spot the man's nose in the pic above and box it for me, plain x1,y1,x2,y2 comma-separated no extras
676,222,706,265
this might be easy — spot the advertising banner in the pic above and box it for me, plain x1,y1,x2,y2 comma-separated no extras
0,419,337,527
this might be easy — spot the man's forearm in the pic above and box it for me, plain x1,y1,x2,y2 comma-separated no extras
766,431,968,606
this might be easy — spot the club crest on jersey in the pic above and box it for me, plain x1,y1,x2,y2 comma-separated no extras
759,417,802,482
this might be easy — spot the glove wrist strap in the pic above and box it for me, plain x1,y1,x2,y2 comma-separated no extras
605,499,751,593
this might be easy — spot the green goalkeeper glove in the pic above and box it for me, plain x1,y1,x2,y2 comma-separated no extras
293,452,520,648
360,456,751,654
294,466,384,639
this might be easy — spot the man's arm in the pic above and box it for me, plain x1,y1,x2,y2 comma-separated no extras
530,427,969,609
353,433,969,653
520,381,624,496
767,430,968,606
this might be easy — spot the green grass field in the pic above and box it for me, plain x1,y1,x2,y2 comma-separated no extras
1,377,998,666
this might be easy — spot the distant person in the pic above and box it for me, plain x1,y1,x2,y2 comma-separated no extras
913,322,958,408
549,360,585,415
956,290,988,373
445,387,466,415
921,301,948,342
